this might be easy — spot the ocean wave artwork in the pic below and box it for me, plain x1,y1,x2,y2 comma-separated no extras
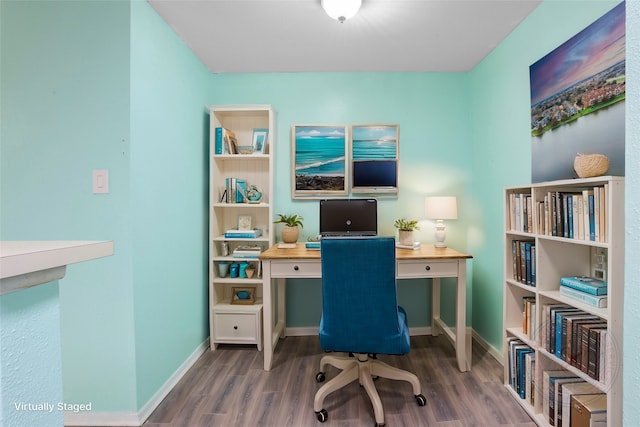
352,125,398,160
293,125,347,196
294,126,346,177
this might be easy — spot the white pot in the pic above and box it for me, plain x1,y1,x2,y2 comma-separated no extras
399,230,414,246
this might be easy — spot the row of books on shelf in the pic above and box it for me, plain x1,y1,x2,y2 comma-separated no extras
508,338,606,427
214,127,267,155
542,304,608,383
507,185,608,243
511,239,536,286
223,177,246,203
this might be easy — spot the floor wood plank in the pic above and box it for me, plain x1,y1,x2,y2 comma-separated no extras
139,335,535,427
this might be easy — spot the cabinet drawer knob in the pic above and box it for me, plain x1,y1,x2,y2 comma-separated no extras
425,265,431,271
294,265,299,271
234,325,238,330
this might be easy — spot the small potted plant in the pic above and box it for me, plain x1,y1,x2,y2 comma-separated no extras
394,218,419,246
274,214,304,243
246,184,262,203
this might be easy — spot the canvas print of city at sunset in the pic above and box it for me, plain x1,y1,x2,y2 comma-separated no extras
530,1,625,183
292,125,348,198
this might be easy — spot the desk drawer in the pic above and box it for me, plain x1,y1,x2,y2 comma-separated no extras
270,260,321,278
213,311,261,343
398,260,458,278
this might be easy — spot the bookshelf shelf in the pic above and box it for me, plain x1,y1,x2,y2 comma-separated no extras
503,176,623,427
209,105,275,350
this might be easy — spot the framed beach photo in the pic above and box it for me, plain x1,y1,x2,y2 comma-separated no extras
291,125,348,199
350,124,399,195
252,128,268,154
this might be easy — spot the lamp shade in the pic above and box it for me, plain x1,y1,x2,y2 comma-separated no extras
321,0,362,22
425,196,458,220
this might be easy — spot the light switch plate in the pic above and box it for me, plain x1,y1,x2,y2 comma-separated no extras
93,169,109,194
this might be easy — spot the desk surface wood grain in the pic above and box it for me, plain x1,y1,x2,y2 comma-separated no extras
259,242,472,260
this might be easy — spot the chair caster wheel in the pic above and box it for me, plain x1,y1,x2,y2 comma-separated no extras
316,409,328,422
415,393,427,406
315,372,326,383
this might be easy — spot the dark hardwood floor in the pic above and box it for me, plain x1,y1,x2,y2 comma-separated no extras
143,335,536,427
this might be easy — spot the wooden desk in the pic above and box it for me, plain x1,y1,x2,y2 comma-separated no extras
259,243,472,372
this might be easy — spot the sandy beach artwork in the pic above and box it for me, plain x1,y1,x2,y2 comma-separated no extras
292,125,348,198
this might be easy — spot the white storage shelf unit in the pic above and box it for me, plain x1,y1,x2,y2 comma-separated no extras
209,105,275,350
503,176,623,427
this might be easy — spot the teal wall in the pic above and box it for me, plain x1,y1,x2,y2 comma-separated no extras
1,282,63,427
210,72,473,328
1,0,138,413
129,1,211,406
2,0,639,423
1,0,211,417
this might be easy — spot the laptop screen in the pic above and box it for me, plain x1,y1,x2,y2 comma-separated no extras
319,199,378,237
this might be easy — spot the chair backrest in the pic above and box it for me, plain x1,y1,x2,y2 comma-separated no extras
319,237,409,355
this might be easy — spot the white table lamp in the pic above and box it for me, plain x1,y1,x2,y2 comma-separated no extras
425,196,458,248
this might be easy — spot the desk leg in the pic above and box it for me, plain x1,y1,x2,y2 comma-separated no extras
278,278,286,338
456,260,471,372
262,261,274,371
431,278,441,336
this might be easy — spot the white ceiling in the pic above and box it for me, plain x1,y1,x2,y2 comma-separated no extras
148,0,542,74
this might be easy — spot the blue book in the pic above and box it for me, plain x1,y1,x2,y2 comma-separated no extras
560,286,608,308
305,241,320,250
525,242,532,285
516,347,534,398
215,127,223,154
236,179,247,203
224,228,263,239
560,276,607,296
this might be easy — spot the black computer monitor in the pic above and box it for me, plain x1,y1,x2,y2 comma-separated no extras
319,199,378,237
352,160,397,189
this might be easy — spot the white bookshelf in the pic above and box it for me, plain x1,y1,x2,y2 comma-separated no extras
503,176,623,426
209,105,275,350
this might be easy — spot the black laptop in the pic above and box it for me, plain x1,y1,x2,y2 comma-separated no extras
319,199,378,237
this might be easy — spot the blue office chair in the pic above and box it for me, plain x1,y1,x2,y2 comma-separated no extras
314,237,426,426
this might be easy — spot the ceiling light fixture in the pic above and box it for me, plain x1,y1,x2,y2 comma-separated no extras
321,0,362,23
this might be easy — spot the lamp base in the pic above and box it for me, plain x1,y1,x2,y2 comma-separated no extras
434,221,447,248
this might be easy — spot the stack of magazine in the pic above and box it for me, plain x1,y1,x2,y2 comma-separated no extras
224,228,262,239
232,245,262,259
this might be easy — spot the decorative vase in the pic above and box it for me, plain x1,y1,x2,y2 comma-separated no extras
281,226,299,243
399,230,414,246
248,191,262,202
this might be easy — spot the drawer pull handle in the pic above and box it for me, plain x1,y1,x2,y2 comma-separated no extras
294,265,299,271
234,325,238,330
425,265,431,271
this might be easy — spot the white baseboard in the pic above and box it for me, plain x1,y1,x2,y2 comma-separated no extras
64,338,209,427
471,329,503,365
